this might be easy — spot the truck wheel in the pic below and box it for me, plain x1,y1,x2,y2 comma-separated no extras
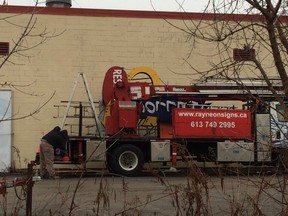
109,144,144,177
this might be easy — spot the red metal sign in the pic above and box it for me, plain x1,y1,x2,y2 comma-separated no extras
173,108,252,139
102,66,128,105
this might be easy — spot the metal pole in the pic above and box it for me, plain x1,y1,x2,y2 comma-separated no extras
79,102,83,137
26,162,34,216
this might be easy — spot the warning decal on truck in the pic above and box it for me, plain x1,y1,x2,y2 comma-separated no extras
173,108,252,139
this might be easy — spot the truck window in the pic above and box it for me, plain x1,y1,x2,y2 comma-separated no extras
276,104,288,122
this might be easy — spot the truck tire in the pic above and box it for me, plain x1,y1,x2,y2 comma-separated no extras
109,144,144,177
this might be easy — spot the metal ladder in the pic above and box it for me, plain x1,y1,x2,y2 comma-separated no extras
60,72,102,137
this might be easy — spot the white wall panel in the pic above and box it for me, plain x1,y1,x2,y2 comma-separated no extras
0,91,12,172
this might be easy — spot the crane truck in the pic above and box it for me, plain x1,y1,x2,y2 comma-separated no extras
52,66,288,176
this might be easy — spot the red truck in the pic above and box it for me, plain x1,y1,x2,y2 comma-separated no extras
51,66,286,176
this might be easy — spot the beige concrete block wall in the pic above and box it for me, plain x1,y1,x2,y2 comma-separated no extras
0,6,276,169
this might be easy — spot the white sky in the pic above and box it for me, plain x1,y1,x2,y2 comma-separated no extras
7,0,209,12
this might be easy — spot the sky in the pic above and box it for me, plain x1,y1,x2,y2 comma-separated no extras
7,0,209,12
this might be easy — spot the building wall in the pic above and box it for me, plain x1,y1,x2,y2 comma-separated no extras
0,6,275,169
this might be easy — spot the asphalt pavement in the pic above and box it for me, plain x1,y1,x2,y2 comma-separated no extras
0,171,286,216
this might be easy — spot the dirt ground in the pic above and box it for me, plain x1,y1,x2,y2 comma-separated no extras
1,170,287,216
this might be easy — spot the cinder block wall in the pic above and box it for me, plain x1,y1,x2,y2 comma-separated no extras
0,6,269,169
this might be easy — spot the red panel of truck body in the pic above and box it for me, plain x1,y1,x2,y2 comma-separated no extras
173,108,252,139
119,102,138,129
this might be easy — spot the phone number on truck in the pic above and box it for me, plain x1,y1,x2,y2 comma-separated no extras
190,121,236,128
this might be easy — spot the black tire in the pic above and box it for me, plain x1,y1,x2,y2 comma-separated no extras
109,144,144,177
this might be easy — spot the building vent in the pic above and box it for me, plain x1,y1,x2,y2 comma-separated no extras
0,42,9,56
233,48,255,61
46,0,72,8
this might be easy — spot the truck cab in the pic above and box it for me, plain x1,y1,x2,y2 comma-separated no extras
270,101,288,148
